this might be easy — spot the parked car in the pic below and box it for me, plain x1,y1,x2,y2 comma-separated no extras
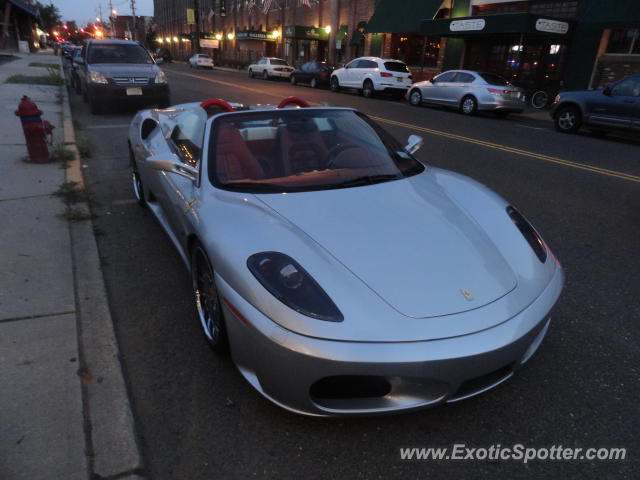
188,53,214,69
551,74,640,135
69,48,83,94
127,95,563,416
330,57,412,98
408,70,525,117
290,61,333,88
76,39,170,114
248,57,294,80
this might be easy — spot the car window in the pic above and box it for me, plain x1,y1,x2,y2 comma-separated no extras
478,72,510,86
258,59,265,65
345,60,358,68
301,62,312,72
170,108,208,166
270,59,288,66
208,109,424,193
433,71,455,83
611,77,640,97
455,72,475,83
384,61,409,73
87,43,152,64
359,60,378,69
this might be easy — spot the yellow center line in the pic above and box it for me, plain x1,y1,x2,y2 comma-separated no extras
167,69,640,184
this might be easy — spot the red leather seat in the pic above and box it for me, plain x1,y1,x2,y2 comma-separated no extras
215,125,265,182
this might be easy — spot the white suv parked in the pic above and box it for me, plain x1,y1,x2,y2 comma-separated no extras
248,57,294,80
330,57,412,98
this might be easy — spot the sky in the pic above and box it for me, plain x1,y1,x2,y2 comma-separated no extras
56,0,154,25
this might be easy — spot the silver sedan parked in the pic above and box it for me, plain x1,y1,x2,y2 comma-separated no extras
128,96,563,416
408,70,525,117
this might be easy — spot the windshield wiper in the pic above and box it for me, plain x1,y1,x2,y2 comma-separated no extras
326,174,402,189
222,182,285,192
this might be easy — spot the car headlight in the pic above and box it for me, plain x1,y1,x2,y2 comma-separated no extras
247,252,343,322
507,206,547,263
154,71,167,84
553,94,561,104
88,70,108,84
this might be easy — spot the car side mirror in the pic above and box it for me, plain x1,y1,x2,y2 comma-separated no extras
602,84,612,96
156,57,164,65
405,135,424,155
146,154,198,182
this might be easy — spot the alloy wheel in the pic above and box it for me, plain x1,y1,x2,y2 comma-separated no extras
191,246,226,348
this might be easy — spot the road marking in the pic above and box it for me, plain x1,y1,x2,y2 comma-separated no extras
168,68,640,184
371,116,640,184
85,124,130,129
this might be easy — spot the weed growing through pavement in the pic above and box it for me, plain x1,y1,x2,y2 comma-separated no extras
53,181,88,205
58,207,94,222
51,143,74,168
6,67,65,86
28,62,61,69
76,135,92,159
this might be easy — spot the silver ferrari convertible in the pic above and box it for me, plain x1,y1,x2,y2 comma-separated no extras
127,96,563,416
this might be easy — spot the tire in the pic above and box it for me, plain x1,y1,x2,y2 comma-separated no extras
554,105,581,133
330,76,340,92
460,95,477,115
310,77,318,89
263,70,269,80
531,90,549,109
248,69,254,78
362,79,375,98
409,89,422,106
290,75,297,86
190,243,228,351
129,147,146,207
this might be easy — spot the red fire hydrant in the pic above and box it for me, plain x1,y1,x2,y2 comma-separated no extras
15,95,55,163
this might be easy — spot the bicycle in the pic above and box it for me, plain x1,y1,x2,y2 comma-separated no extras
526,81,565,109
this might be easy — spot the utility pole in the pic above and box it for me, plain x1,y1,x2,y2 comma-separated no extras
130,0,136,40
108,0,115,38
194,0,201,53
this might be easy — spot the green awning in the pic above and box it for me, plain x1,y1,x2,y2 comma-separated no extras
365,0,443,34
335,25,348,41
579,0,640,28
421,13,572,37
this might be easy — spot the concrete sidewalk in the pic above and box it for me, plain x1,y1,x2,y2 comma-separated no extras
0,50,145,480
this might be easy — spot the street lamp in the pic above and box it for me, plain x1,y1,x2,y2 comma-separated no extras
272,29,280,38
324,25,331,34
227,32,234,40
215,33,222,40
173,36,178,42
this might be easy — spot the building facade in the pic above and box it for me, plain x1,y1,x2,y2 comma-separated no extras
152,0,640,89
0,0,39,52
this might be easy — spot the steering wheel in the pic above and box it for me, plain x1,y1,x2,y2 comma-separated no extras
200,98,234,117
325,143,359,169
277,96,310,109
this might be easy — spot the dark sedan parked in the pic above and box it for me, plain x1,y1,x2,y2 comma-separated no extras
551,74,640,135
290,61,333,88
77,39,170,114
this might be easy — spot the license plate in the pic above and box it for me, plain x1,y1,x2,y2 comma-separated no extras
397,77,406,82
126,88,143,96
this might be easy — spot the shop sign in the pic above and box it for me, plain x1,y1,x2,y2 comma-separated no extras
236,30,277,42
535,18,569,34
283,25,328,41
200,39,219,48
450,19,486,32
186,8,195,25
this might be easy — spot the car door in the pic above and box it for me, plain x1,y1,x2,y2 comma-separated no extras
340,59,358,87
586,77,639,130
423,71,456,104
356,60,377,88
448,72,475,106
160,109,206,245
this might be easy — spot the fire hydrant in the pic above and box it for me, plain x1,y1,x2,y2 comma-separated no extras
15,96,55,163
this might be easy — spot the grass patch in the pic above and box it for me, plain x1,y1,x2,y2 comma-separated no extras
6,67,64,86
58,207,94,222
76,135,92,159
53,181,88,205
28,62,61,69
51,143,75,168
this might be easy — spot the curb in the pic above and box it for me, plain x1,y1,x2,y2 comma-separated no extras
59,58,147,480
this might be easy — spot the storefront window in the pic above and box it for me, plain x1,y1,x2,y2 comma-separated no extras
390,33,440,67
606,29,639,55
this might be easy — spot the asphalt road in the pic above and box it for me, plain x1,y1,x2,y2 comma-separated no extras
67,62,639,480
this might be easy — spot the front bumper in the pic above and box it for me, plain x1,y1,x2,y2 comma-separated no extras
87,82,169,103
218,266,564,416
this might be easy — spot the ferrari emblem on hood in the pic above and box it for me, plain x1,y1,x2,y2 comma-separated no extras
460,289,474,301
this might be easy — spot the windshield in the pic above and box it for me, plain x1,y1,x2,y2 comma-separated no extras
478,72,510,86
270,59,288,66
384,61,409,73
209,109,424,193
88,44,153,64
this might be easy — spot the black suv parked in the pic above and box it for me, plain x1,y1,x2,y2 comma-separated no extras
551,74,640,135
77,39,170,114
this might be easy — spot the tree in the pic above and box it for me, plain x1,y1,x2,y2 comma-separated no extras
35,1,62,34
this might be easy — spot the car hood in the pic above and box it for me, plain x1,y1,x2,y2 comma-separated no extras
89,63,158,76
256,175,517,318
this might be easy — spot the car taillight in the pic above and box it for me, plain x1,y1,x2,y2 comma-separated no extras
380,72,393,77
487,88,506,96
319,72,329,78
